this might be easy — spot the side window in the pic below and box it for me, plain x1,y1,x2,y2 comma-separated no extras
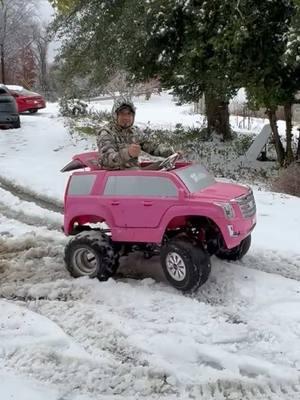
104,176,178,197
68,174,96,195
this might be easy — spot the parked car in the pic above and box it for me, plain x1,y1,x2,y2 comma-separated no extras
61,152,256,293
0,84,20,129
6,85,46,114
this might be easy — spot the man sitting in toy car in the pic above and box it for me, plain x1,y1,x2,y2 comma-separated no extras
97,97,181,170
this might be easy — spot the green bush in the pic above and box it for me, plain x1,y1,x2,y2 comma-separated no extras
233,134,256,155
59,97,88,117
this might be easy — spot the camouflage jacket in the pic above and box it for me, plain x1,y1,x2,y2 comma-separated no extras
97,122,173,170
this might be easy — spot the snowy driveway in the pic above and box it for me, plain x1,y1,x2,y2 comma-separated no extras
0,100,300,399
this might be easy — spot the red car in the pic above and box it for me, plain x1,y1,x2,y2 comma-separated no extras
6,85,46,114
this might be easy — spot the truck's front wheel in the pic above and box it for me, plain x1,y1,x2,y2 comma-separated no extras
160,240,211,293
64,231,118,280
216,234,251,261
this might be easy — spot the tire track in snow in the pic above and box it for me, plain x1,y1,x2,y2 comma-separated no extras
0,178,63,231
0,200,61,231
0,174,63,214
5,298,300,400
191,379,300,400
25,300,175,398
0,234,67,283
0,236,300,399
27,304,294,400
228,249,300,282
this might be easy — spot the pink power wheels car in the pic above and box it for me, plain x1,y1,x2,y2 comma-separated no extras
61,152,256,292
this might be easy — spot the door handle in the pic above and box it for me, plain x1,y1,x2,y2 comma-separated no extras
111,201,120,206
143,201,153,207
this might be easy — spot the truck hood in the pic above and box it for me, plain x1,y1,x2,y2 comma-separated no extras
190,181,249,202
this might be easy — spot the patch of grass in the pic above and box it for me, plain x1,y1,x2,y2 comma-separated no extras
75,126,97,136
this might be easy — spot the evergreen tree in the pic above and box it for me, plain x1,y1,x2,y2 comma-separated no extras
52,0,238,138
52,0,297,150
128,0,239,139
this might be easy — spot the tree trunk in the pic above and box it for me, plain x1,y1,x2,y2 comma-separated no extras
266,108,285,166
284,103,294,165
0,43,5,84
36,38,49,95
297,129,300,160
205,93,232,140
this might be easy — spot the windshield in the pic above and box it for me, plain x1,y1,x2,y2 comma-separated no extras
175,164,215,193
20,89,36,96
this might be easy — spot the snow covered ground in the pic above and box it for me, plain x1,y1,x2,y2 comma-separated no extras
0,94,299,399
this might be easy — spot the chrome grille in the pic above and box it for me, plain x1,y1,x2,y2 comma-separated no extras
236,190,256,218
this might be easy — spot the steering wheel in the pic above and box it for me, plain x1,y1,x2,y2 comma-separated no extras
158,153,180,170
141,153,180,171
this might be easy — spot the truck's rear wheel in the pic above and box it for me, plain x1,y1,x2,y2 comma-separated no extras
216,234,251,261
12,117,20,129
160,240,211,292
64,231,118,280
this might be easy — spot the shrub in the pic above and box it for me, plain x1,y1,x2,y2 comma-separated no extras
59,97,88,117
233,134,256,155
65,106,112,139
272,161,300,197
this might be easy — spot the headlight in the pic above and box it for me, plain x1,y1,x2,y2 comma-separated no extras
214,202,235,219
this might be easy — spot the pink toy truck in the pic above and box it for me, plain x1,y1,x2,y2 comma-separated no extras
61,152,256,292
